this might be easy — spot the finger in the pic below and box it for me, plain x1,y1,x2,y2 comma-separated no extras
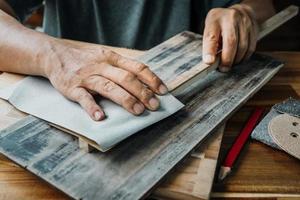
244,19,258,60
82,75,146,115
203,22,221,64
95,64,160,111
69,87,105,121
234,16,249,64
106,51,168,95
219,23,238,72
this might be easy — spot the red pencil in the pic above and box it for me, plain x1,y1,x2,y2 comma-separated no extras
218,107,265,181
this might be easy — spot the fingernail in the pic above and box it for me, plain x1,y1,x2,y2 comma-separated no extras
149,97,159,110
159,84,168,94
133,103,144,115
203,54,215,64
94,111,104,121
219,66,230,73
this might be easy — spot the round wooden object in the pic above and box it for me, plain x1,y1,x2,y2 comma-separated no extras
268,114,300,160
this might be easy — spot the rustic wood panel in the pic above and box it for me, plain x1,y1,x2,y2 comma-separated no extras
153,124,225,200
0,31,225,199
0,94,225,200
0,51,283,200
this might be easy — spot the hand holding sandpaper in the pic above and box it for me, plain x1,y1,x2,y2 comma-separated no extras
45,42,169,121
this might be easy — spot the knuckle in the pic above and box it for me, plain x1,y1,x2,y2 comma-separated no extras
140,89,153,102
121,72,136,83
75,93,95,111
107,51,125,66
102,80,116,92
243,16,252,28
151,75,162,87
206,8,222,23
207,8,221,17
205,31,218,42
122,95,136,107
111,53,123,65
226,36,237,46
134,63,148,73
228,9,239,19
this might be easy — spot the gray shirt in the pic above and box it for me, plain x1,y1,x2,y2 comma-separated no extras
7,0,239,49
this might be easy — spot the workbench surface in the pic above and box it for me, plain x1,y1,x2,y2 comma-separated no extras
0,51,299,200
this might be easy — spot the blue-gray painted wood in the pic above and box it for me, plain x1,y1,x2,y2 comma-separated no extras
0,32,283,200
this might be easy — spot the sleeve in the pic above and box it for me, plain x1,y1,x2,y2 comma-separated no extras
5,0,43,23
204,0,241,12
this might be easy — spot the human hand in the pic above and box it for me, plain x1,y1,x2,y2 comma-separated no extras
44,41,168,121
202,4,258,72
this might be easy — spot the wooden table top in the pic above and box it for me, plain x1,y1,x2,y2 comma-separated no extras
0,51,299,200
211,52,300,199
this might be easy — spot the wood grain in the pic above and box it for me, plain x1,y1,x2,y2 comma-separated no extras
153,124,225,200
0,32,224,200
0,52,298,200
0,49,283,200
211,52,300,199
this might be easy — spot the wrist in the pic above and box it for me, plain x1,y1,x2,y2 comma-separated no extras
230,3,256,22
40,37,65,79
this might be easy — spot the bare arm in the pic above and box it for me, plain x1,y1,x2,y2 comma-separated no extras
202,0,275,72
0,7,54,76
0,2,168,120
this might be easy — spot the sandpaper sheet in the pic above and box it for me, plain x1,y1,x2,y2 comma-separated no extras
251,98,300,150
0,76,184,151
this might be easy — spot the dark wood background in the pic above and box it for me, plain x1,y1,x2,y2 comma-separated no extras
257,0,300,51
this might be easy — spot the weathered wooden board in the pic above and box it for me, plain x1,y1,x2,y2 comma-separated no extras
0,92,225,200
0,51,283,199
153,124,225,200
0,31,223,200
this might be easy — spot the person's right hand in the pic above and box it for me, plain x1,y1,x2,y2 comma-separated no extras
43,41,168,121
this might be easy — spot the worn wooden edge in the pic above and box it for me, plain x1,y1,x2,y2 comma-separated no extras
135,61,285,200
258,5,299,40
152,124,226,200
171,58,220,97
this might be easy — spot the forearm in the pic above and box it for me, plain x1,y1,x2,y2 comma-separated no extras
0,9,57,76
239,0,275,23
0,9,144,78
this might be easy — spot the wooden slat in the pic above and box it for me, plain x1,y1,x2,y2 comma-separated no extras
153,124,225,200
258,5,299,40
0,52,283,200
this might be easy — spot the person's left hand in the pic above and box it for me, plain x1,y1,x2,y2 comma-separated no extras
202,4,258,72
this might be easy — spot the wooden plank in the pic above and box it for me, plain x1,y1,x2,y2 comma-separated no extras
0,52,283,199
1,6,297,152
0,52,299,200
0,89,225,200
0,34,224,198
153,124,225,200
258,5,299,40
